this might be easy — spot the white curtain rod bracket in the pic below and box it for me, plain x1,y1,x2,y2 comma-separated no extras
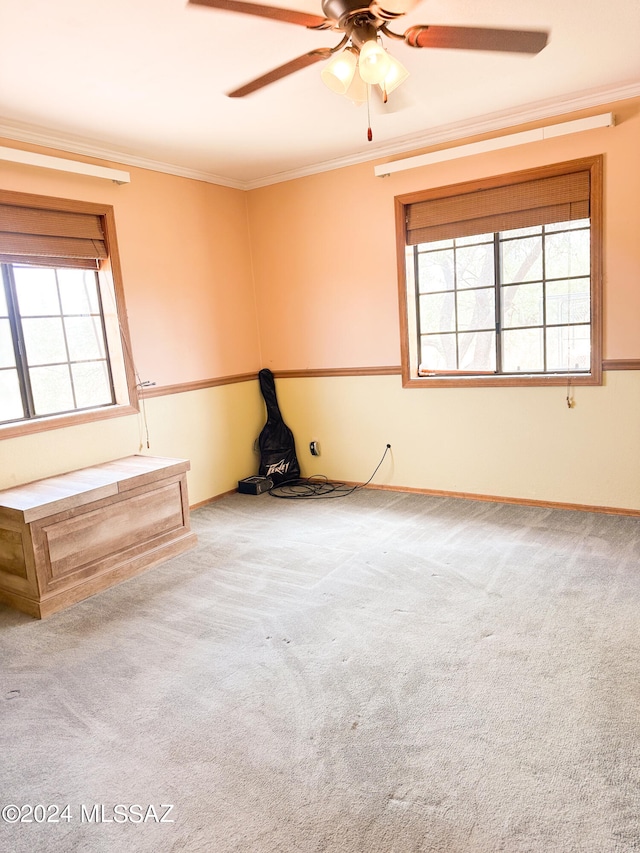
0,146,131,184
375,112,615,177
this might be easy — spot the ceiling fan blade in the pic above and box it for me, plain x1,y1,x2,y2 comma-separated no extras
404,25,548,54
227,49,333,97
188,0,330,29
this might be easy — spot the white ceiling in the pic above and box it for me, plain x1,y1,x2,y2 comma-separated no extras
1,0,639,188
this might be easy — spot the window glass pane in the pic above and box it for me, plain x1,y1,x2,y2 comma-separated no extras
0,369,24,421
65,317,106,361
58,269,100,314
0,282,8,316
419,292,456,334
545,229,590,279
417,249,454,293
402,166,597,384
455,232,493,247
546,278,590,325
14,266,61,316
30,365,74,415
71,362,113,408
458,331,496,371
500,236,543,284
0,319,16,368
502,328,544,372
545,218,589,233
502,283,543,329
417,238,453,251
501,225,542,239
22,318,68,365
420,334,458,372
456,243,495,289
547,325,591,371
457,288,495,332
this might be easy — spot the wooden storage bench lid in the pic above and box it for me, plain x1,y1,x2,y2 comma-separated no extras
0,455,190,523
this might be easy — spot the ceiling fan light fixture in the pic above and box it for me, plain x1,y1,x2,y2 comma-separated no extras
379,52,409,94
358,38,392,85
344,68,368,105
320,46,358,94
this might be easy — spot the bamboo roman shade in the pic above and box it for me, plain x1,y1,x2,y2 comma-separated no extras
0,203,108,269
406,170,590,246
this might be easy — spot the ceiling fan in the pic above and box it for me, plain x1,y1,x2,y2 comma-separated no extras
188,0,549,103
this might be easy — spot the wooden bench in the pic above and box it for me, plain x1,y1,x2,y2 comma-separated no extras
0,455,197,618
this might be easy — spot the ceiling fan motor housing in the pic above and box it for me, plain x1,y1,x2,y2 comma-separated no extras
321,0,388,42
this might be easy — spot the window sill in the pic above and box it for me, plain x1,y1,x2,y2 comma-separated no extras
404,370,602,388
0,403,139,440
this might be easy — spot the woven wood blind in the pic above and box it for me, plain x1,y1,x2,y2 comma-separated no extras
406,170,590,245
0,203,107,269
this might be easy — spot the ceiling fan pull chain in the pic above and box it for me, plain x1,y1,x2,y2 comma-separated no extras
367,84,373,141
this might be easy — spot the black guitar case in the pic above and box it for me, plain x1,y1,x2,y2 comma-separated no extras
258,368,300,485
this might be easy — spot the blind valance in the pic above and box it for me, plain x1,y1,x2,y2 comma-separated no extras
0,203,107,269
405,169,590,245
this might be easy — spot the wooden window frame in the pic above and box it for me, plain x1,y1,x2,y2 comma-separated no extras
0,190,138,439
395,156,603,388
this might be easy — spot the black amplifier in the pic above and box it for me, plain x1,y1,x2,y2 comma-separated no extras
238,476,273,495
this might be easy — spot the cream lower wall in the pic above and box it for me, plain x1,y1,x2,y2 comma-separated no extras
0,412,141,491
6,370,634,510
140,381,264,505
0,382,265,506
275,371,640,511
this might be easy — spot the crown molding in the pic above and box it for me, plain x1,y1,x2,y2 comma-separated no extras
1,79,639,192
243,79,640,189
0,121,246,190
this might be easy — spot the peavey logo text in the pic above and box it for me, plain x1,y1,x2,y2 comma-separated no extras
266,459,290,477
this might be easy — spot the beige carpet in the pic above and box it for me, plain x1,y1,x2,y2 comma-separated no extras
1,489,639,852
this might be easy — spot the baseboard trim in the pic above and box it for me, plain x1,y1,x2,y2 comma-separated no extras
190,488,238,510
192,481,640,517
359,482,640,517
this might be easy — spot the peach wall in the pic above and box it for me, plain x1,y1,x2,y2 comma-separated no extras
0,141,261,385
247,98,640,367
112,169,260,385
602,100,640,357
0,141,263,496
247,162,401,369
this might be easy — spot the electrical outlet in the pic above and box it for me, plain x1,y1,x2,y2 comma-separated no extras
309,441,320,457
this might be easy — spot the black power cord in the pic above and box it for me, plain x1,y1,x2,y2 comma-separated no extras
269,444,391,500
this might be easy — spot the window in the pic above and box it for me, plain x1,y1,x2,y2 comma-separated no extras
395,156,602,387
0,191,137,436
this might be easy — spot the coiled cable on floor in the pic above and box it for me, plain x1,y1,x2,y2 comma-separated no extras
269,444,391,500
